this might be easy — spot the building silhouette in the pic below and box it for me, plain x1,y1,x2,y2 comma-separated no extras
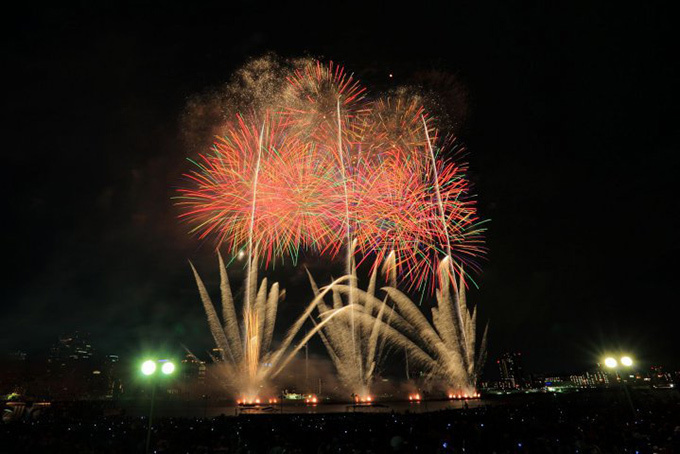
497,352,525,389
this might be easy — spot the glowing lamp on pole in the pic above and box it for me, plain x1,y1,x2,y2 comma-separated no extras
140,358,176,454
604,357,618,369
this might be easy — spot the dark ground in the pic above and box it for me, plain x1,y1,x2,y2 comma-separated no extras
2,389,679,453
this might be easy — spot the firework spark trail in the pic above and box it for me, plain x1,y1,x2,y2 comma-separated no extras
422,115,452,262
422,115,470,372
307,269,376,394
306,250,401,395
192,255,354,398
335,98,362,381
327,257,487,394
245,122,265,315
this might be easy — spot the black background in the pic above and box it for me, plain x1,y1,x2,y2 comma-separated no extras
2,1,677,376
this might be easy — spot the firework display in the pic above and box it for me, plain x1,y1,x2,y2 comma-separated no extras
179,57,488,398
177,58,485,289
179,114,342,266
190,253,352,400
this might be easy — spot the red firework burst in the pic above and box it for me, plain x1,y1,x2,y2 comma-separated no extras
178,58,486,288
352,153,485,292
177,114,343,266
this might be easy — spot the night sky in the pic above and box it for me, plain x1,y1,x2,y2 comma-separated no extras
3,1,677,375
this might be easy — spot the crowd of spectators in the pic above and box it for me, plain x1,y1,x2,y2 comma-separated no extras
2,390,678,453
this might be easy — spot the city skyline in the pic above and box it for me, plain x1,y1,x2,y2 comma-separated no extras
2,332,675,386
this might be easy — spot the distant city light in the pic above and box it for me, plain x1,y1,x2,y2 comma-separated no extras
141,360,156,375
604,357,618,368
620,356,633,367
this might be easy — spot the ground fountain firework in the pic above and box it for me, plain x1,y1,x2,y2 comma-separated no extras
313,256,488,396
190,254,352,399
305,246,399,397
382,257,488,394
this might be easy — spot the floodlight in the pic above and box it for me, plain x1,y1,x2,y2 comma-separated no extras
161,361,175,375
141,360,157,375
620,356,633,367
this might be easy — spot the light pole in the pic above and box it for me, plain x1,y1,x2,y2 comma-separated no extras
141,358,176,454
604,355,635,418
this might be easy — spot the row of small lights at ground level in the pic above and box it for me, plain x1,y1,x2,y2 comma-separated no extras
409,392,481,401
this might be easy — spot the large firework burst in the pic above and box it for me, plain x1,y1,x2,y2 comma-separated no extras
178,58,485,289
351,152,484,292
177,114,343,266
280,59,368,146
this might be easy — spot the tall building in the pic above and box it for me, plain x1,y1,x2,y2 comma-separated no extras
497,352,524,389
210,348,224,362
0,351,28,394
47,332,95,377
182,353,207,384
650,365,673,386
46,332,101,397
180,353,207,398
102,354,123,397
569,370,610,387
